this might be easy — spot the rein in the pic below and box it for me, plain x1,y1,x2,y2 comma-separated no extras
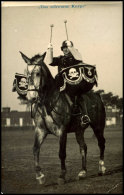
52,107,82,117
28,63,82,120
31,98,40,118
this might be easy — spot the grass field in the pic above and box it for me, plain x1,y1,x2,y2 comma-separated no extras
1,126,123,194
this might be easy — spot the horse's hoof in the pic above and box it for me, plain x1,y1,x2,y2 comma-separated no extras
36,173,46,185
98,168,106,176
98,172,104,176
77,170,87,180
57,177,66,185
98,164,106,176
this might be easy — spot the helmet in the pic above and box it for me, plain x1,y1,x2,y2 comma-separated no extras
61,40,73,51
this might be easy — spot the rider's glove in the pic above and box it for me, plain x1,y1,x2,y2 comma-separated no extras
47,43,53,49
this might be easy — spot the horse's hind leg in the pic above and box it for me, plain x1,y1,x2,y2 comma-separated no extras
92,127,106,175
33,127,47,184
75,129,87,179
58,132,67,184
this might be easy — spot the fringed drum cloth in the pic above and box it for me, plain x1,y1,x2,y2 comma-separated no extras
59,63,98,93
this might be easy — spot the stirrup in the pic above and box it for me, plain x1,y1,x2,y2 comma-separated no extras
81,115,90,125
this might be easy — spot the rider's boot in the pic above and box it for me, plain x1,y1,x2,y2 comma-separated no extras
67,95,91,126
71,96,81,115
81,115,90,126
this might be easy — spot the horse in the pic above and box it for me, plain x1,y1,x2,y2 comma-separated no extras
20,51,106,184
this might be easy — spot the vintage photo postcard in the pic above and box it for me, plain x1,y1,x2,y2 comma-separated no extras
2,1,123,194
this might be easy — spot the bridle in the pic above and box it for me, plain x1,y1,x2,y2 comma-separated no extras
27,63,45,118
27,63,42,93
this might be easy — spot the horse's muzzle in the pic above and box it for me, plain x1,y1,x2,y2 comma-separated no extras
27,86,39,101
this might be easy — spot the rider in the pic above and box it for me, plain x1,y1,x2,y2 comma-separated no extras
47,40,82,70
45,40,90,125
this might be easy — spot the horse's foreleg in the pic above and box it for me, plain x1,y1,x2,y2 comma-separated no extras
75,129,87,179
58,132,67,184
93,128,106,175
33,127,47,184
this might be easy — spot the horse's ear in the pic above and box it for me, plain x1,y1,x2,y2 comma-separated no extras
19,51,31,64
42,52,46,60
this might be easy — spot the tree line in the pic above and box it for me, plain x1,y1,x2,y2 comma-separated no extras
92,89,123,113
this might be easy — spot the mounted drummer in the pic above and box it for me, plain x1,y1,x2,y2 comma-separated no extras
46,40,83,88
47,39,83,70
45,20,92,126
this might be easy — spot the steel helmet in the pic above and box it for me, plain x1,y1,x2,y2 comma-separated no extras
61,40,73,51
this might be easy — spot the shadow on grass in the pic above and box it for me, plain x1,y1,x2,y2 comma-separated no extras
44,165,123,187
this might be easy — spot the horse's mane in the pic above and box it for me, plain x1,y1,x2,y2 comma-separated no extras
42,62,54,82
34,55,60,113
30,54,41,64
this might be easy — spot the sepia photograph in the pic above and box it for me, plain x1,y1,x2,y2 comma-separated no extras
1,1,123,194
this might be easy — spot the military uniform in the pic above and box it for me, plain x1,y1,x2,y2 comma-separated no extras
49,53,83,72
46,40,90,125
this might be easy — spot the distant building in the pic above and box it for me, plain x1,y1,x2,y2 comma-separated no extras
1,107,34,127
105,106,122,126
1,106,122,128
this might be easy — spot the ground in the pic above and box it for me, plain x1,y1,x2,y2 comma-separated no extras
1,126,123,194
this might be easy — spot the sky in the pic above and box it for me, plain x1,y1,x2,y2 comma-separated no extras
2,1,122,111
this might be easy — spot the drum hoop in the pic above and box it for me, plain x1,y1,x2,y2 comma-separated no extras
59,63,96,75
15,73,27,78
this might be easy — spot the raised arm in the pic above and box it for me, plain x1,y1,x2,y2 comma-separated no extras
44,43,60,66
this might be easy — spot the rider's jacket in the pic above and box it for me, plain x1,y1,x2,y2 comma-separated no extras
49,53,83,72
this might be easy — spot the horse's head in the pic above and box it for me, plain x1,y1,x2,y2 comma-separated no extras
20,51,46,101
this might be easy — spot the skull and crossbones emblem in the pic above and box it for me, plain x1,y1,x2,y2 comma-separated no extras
68,68,79,79
19,78,28,88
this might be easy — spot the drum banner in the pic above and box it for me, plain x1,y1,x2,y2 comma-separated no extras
60,64,98,91
14,73,28,96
